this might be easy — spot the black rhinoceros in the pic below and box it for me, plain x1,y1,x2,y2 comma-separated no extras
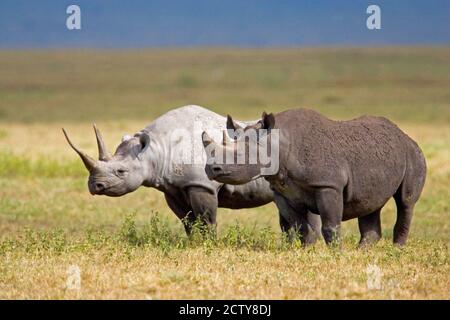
202,108,426,246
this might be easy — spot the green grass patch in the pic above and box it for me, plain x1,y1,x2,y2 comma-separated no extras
0,152,85,178
0,48,449,124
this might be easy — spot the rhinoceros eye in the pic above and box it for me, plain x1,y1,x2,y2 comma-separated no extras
116,169,128,176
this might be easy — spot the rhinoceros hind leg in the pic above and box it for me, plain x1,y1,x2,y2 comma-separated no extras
393,191,415,246
358,209,382,247
392,144,426,246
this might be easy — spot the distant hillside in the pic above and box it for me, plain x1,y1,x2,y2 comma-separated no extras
0,47,449,123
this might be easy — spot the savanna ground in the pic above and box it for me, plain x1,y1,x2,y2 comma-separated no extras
0,48,449,299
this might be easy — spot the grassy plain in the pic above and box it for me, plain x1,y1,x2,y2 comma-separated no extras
0,48,449,299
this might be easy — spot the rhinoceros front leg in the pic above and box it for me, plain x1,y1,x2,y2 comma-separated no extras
306,211,321,237
186,186,218,235
315,188,343,245
274,192,319,245
164,192,197,235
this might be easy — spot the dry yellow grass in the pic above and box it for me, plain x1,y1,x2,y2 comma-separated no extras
1,243,448,300
0,48,449,299
0,120,448,299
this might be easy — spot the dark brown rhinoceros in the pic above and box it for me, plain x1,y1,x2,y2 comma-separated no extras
202,108,426,246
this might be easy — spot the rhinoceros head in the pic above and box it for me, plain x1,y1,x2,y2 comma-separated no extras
202,112,276,185
62,125,151,197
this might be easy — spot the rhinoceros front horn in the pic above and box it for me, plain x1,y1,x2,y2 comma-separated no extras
62,128,97,172
93,124,112,161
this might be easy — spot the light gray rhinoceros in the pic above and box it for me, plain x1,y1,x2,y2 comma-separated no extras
62,105,281,234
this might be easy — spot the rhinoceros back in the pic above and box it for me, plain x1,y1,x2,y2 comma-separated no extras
142,105,253,191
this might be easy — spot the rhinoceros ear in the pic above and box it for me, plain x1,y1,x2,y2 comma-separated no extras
261,112,275,131
138,131,150,153
226,115,243,131
226,115,245,140
202,131,213,148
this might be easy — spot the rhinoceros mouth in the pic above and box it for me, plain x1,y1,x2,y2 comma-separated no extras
92,188,126,197
207,172,231,181
215,172,231,177
89,181,123,196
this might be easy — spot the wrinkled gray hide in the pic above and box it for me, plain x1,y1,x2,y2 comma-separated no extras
203,108,426,246
64,105,315,235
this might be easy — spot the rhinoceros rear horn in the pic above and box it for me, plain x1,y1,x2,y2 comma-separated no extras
62,128,97,172
222,130,233,146
93,124,112,161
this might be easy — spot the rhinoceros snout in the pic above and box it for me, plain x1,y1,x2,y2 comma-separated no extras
89,181,106,195
211,165,225,175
